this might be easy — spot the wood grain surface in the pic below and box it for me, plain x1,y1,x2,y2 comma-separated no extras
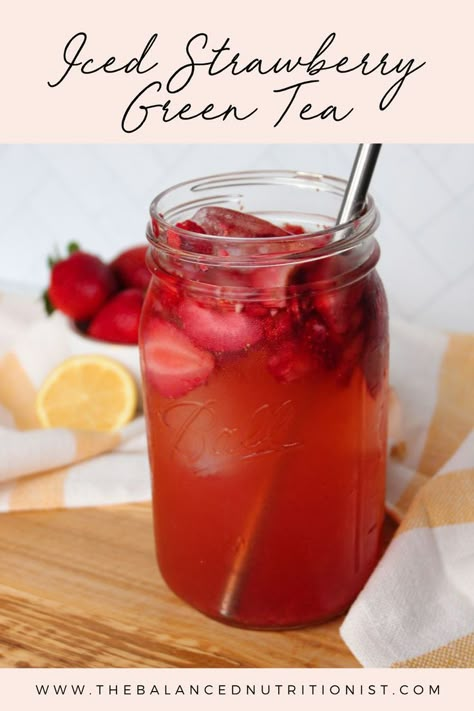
0,504,396,668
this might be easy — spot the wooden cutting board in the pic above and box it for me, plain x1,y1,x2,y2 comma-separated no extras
0,504,395,668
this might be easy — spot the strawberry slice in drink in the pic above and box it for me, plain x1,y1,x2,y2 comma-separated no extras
183,211,331,307
143,318,215,398
156,272,182,312
249,233,333,308
179,298,263,353
263,310,294,342
283,223,306,235
177,219,205,234
292,253,364,337
267,340,315,383
302,314,340,369
167,220,213,255
251,265,296,308
313,280,365,336
191,207,289,237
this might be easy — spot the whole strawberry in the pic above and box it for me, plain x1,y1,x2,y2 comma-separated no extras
87,289,144,344
110,245,150,291
47,245,117,321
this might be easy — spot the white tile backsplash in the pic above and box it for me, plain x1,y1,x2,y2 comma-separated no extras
415,189,474,279
371,145,453,235
415,145,474,196
416,265,474,331
377,218,446,317
1,144,473,333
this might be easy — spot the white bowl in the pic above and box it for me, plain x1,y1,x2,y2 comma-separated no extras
63,316,143,406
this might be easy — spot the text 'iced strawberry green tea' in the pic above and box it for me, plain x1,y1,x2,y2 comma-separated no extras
139,171,388,629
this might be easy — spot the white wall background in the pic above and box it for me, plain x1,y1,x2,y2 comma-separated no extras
0,144,473,332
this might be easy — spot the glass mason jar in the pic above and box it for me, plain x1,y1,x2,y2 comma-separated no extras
140,170,388,629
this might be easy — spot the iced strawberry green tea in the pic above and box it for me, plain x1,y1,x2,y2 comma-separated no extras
140,171,388,628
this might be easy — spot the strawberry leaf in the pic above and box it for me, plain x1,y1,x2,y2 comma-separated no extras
47,242,81,270
42,289,55,315
67,242,80,255
47,246,61,269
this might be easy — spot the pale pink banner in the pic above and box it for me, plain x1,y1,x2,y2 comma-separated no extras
1,0,472,142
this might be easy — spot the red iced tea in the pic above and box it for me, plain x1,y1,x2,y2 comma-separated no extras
140,174,388,628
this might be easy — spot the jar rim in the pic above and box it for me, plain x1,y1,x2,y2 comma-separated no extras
147,169,379,268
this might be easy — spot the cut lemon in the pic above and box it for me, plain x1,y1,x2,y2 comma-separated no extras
36,355,138,432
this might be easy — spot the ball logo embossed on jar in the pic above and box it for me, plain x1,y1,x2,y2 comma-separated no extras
160,399,303,472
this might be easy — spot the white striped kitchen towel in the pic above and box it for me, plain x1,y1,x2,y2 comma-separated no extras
0,289,150,511
341,320,474,668
1,289,473,668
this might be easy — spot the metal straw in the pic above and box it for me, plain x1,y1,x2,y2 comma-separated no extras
337,144,381,225
218,143,382,620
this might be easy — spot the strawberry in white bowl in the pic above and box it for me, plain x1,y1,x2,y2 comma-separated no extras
44,243,151,399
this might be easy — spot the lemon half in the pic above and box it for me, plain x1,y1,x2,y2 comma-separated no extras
36,355,137,432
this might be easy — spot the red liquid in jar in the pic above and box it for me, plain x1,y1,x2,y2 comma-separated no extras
140,208,388,628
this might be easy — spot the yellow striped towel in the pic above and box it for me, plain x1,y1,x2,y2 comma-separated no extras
0,290,150,511
341,320,474,668
1,290,473,669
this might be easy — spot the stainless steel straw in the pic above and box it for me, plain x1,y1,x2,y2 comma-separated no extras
218,143,382,619
337,144,381,225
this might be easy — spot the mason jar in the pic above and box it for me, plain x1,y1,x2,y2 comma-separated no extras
139,170,389,629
